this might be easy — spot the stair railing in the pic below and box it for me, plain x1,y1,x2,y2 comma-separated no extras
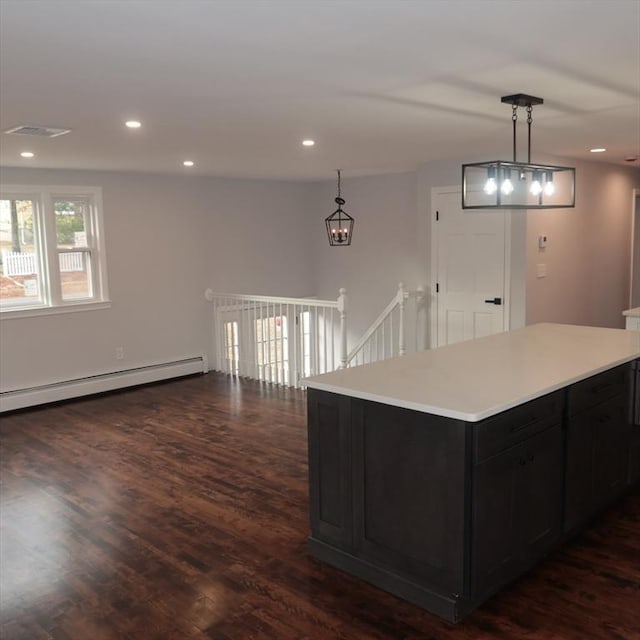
346,283,426,367
204,288,347,388
205,284,427,387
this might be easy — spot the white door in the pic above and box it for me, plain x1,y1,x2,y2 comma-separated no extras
431,187,507,347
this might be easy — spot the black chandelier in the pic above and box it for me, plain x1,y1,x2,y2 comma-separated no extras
325,169,354,246
462,94,575,210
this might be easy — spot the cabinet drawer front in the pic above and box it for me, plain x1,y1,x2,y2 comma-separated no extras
474,391,563,462
567,364,628,416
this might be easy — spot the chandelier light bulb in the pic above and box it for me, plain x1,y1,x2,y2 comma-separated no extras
543,171,555,196
529,173,543,196
501,179,514,195
483,166,498,195
484,177,497,195
501,169,514,195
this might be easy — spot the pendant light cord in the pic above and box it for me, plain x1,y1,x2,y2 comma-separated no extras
512,104,518,162
526,105,533,164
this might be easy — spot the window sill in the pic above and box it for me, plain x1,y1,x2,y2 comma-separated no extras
0,300,112,320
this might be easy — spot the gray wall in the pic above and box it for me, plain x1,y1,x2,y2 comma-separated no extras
525,159,639,328
631,194,640,308
1,158,637,393
310,171,423,342
0,168,315,392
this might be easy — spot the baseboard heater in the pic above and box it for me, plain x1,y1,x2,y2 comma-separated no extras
0,355,208,413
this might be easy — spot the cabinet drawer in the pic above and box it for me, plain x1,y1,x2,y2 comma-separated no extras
567,364,627,417
474,391,563,462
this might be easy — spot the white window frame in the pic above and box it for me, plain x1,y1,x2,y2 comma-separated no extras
0,184,110,318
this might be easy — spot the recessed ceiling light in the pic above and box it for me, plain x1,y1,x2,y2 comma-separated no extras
183,160,195,167
125,120,141,129
20,151,34,158
302,139,315,147
590,148,606,153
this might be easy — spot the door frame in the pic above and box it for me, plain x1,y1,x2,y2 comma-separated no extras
429,185,512,348
629,188,640,309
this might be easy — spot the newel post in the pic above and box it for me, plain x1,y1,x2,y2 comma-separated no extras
398,282,407,357
338,288,348,368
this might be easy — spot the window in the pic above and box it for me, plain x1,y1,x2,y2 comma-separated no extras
224,320,239,375
0,185,108,315
256,314,289,384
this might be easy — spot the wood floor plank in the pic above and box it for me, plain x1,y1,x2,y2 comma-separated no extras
1,372,639,639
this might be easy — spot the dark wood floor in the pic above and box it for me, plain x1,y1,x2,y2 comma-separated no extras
1,373,639,640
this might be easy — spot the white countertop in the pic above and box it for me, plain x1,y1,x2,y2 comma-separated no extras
304,323,640,422
623,307,640,317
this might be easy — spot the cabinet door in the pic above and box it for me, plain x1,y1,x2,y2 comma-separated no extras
517,427,563,564
307,390,353,549
592,395,630,508
565,413,595,533
471,442,520,598
565,394,630,532
472,425,562,599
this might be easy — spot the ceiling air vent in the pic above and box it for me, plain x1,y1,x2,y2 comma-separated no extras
3,125,71,138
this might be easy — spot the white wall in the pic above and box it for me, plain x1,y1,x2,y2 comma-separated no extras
308,157,637,346
2,157,637,394
202,178,314,297
0,168,315,392
633,194,640,308
526,159,640,328
310,171,423,342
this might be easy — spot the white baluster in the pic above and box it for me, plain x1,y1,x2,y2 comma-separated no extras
330,308,335,371
252,300,258,379
323,308,328,374
279,302,284,385
289,304,295,387
338,288,348,369
398,282,406,357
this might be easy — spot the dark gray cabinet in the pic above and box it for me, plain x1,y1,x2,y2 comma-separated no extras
471,392,563,599
472,424,563,598
307,360,637,623
629,361,640,485
351,400,467,594
307,390,353,549
564,364,631,533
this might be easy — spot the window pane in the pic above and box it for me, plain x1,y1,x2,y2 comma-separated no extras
255,315,288,383
0,199,42,306
59,251,92,300
55,200,88,248
224,320,239,374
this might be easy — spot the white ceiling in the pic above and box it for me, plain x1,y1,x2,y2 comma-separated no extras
0,0,638,180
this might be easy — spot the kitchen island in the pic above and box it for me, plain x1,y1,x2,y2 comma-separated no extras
305,323,640,622
624,307,640,330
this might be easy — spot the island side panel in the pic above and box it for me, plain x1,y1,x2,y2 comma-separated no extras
351,399,469,596
564,363,633,534
307,389,353,549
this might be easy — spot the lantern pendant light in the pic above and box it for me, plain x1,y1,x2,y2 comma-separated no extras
462,94,575,210
325,169,354,246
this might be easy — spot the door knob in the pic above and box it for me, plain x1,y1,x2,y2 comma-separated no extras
484,297,502,305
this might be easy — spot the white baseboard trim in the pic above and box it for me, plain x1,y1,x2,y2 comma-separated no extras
0,355,209,413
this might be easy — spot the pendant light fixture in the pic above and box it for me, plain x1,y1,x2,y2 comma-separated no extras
462,94,575,210
325,169,354,246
